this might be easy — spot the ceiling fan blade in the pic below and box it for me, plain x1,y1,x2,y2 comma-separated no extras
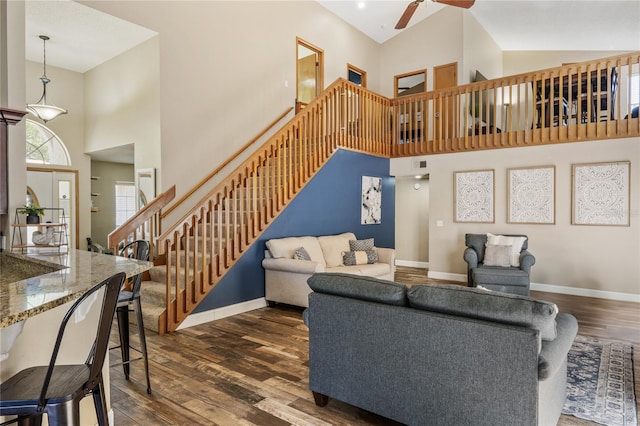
434,0,475,9
395,1,421,30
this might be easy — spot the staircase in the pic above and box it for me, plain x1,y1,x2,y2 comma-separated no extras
108,52,640,335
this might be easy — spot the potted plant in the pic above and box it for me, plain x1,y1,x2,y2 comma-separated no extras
18,205,45,224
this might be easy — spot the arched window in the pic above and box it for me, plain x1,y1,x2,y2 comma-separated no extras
26,119,71,166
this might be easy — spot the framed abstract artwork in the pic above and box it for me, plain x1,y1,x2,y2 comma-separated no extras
361,176,382,224
454,169,494,223
572,161,630,226
508,166,555,224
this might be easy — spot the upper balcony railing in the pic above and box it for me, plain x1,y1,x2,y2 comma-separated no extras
390,52,640,157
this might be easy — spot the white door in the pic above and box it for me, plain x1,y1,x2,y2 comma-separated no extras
27,170,76,251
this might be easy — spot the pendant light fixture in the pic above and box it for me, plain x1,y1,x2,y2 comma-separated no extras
26,35,67,123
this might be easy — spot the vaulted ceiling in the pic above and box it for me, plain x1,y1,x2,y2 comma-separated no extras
26,1,640,75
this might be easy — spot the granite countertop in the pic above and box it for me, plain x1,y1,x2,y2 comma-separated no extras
0,250,153,328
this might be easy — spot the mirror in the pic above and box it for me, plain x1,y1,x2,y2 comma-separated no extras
136,168,155,209
394,69,427,97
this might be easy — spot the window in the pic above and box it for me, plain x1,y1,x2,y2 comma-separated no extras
347,63,367,88
26,119,71,166
115,182,136,227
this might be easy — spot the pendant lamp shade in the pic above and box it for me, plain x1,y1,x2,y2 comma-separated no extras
26,35,67,123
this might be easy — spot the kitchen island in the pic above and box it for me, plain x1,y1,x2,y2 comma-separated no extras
0,249,153,424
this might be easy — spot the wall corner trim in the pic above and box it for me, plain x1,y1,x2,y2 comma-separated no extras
177,298,268,330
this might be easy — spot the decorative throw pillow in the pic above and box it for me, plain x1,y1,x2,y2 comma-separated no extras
294,246,311,261
343,249,378,265
486,233,527,267
483,244,512,267
349,238,374,252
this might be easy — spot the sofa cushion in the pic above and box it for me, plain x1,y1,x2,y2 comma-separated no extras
318,232,355,267
308,272,408,306
483,244,512,267
349,238,374,251
266,236,325,265
357,262,391,277
407,284,558,341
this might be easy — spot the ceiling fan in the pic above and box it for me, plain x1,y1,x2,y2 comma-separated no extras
395,0,475,30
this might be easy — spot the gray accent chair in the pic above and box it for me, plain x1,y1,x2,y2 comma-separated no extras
463,233,535,295
305,273,578,426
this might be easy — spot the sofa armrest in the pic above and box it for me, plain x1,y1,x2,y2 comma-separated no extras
374,247,395,268
538,312,578,380
463,247,478,268
519,250,536,273
262,257,325,274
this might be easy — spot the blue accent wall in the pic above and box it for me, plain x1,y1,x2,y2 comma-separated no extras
194,149,395,312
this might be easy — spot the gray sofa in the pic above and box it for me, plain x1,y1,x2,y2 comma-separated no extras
305,273,578,426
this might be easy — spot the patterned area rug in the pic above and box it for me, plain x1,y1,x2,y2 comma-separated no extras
563,335,637,426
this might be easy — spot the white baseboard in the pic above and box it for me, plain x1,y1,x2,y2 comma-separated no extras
530,282,640,303
396,259,429,268
427,271,466,282
177,298,268,330
427,270,640,303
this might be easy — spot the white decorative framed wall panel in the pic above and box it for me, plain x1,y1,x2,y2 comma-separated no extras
508,166,555,224
361,176,382,224
454,169,494,223
572,161,630,226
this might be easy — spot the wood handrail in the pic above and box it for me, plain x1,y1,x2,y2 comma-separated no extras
389,51,640,157
107,184,176,251
161,106,294,219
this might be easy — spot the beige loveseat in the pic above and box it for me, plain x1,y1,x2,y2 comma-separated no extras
262,232,395,307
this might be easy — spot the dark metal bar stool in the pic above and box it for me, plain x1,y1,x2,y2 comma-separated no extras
112,240,152,395
0,272,126,426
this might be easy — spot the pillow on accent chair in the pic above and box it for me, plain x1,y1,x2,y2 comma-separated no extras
486,233,527,266
483,244,512,267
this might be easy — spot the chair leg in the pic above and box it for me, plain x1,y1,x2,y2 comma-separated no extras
133,298,152,394
91,378,109,426
116,305,130,379
46,400,80,426
16,415,43,426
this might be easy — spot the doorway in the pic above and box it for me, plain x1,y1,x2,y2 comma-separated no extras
296,37,324,112
434,62,458,141
27,167,78,250
394,175,429,269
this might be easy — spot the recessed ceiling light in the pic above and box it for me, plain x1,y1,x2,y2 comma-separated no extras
357,2,366,9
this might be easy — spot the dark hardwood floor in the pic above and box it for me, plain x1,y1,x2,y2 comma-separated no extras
110,267,639,425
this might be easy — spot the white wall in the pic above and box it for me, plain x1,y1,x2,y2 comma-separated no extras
391,137,640,299
395,176,430,266
461,12,502,82
81,1,381,221
84,37,161,188
503,51,632,76
379,7,463,96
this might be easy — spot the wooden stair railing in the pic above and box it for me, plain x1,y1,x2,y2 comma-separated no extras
107,185,176,259
155,79,391,332
390,52,640,157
